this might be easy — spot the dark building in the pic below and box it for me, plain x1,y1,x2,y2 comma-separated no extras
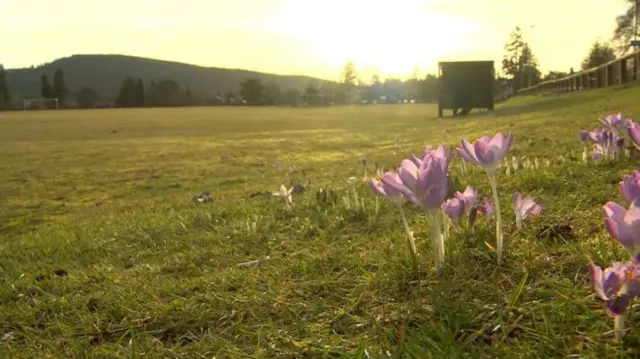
438,61,495,118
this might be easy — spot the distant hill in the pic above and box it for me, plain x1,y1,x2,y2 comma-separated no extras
5,54,329,101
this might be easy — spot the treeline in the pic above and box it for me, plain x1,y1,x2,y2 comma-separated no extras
104,72,443,108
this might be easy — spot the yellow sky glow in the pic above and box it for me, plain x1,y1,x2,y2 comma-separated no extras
0,0,631,81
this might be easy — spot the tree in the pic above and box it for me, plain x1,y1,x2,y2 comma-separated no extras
52,68,67,106
303,85,324,106
421,74,439,103
543,70,569,81
0,64,10,108
155,80,182,106
239,78,264,104
502,26,526,89
76,87,98,108
282,89,301,106
262,82,283,105
501,27,540,90
518,44,541,88
185,87,192,105
41,74,52,99
146,80,158,106
581,41,617,70
382,78,404,102
340,61,358,104
612,1,638,54
226,91,236,104
363,74,383,103
135,78,145,106
115,77,137,107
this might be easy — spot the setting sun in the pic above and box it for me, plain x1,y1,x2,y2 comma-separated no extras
265,0,477,79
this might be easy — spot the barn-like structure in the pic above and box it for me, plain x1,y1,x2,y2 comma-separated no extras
438,61,495,118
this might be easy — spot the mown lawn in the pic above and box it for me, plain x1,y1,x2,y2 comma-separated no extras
1,88,640,358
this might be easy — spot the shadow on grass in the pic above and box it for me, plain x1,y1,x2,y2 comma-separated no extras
439,87,627,121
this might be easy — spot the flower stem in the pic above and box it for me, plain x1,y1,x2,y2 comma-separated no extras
443,215,450,244
430,211,445,271
396,201,418,271
487,173,504,265
614,312,628,341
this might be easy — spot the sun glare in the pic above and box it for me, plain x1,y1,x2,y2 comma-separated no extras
268,0,468,79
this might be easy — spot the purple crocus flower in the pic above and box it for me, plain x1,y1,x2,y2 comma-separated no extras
459,132,512,264
409,145,454,173
620,171,640,204
455,186,478,214
603,201,640,257
579,130,589,142
468,198,494,227
368,172,406,201
579,129,589,142
390,156,449,211
628,120,640,150
458,132,513,173
593,147,604,161
512,191,543,230
590,261,640,317
385,149,450,271
442,196,465,223
588,128,606,145
273,185,294,204
600,113,624,129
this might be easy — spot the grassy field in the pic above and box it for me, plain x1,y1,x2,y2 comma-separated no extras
2,87,640,358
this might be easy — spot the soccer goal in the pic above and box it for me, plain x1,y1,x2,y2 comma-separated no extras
23,98,59,110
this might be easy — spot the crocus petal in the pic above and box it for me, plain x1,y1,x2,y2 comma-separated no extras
620,171,640,203
489,132,513,163
381,171,406,198
604,218,636,252
628,123,640,149
458,139,481,165
579,129,589,142
603,201,640,256
474,138,497,165
603,202,628,222
443,197,465,223
368,178,388,198
398,160,419,191
606,295,633,317
461,186,478,211
468,207,478,227
409,154,422,167
512,191,523,211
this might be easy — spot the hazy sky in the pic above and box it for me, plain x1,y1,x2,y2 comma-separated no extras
1,0,631,80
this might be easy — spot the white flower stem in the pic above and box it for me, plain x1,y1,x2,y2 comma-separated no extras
614,312,628,341
395,201,418,271
429,210,445,271
487,172,504,265
443,216,450,244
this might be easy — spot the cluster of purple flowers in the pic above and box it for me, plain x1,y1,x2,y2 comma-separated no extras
369,132,543,270
591,170,640,339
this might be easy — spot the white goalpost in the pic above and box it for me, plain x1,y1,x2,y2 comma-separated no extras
23,98,59,110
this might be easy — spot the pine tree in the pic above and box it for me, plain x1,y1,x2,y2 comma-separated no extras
135,78,145,106
0,64,10,106
52,68,67,106
41,74,52,99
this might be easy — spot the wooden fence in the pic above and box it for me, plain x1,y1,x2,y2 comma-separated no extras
516,49,640,95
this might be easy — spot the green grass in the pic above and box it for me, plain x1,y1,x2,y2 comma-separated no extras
2,87,640,358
